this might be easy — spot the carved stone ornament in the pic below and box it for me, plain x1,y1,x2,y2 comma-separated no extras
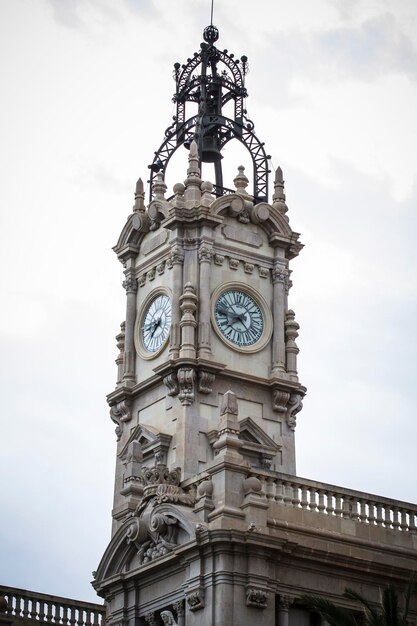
272,266,288,284
244,262,254,274
147,267,156,281
157,261,166,275
278,595,293,611
258,266,269,279
229,257,239,270
172,600,185,619
237,208,250,223
186,590,204,611
246,587,269,609
144,612,156,626
272,390,291,414
198,371,215,394
170,245,184,265
163,372,179,396
213,253,224,266
138,274,146,287
125,465,195,566
110,399,133,440
177,367,196,405
122,275,138,294
198,244,213,263
286,393,303,431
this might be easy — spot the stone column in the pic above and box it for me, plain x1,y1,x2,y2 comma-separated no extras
179,283,197,360
271,262,287,377
122,262,137,386
169,245,184,359
277,595,292,626
197,242,213,359
285,310,299,381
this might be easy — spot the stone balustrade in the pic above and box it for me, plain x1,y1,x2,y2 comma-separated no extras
252,470,417,533
0,586,105,626
185,470,417,534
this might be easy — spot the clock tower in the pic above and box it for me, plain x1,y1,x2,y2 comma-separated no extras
94,24,306,625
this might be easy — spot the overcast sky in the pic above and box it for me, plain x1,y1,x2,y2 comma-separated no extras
1,0,416,604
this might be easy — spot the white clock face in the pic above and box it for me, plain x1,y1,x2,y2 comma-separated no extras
215,289,264,347
142,293,172,353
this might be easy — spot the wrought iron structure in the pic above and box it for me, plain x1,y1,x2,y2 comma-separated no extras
148,25,271,203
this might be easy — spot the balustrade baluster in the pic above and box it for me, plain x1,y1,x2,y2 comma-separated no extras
77,608,85,626
300,486,309,510
15,594,22,617
317,491,325,513
334,495,342,517
63,605,69,625
292,484,300,507
93,609,100,626
376,504,384,526
326,492,334,516
392,507,400,530
275,480,284,503
400,509,408,531
384,506,392,529
350,498,359,521
367,501,376,525
408,511,416,533
342,497,351,519
283,482,292,505
308,489,318,511
86,609,92,626
22,596,30,618
68,605,77,626
266,478,274,501
359,500,367,523
33,598,40,620
39,601,46,623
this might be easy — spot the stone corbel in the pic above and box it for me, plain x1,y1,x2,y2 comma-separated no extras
198,371,215,394
272,389,291,414
163,372,179,397
110,398,133,440
246,587,269,609
286,393,303,431
186,589,204,612
177,367,196,405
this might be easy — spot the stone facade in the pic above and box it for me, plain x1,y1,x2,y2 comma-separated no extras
92,27,417,626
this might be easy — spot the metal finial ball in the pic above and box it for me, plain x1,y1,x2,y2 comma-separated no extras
203,24,219,43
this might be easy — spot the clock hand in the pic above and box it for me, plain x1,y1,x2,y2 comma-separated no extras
150,316,162,337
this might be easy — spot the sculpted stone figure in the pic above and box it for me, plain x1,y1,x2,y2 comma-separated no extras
160,610,177,625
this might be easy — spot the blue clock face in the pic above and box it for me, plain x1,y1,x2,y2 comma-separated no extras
142,294,172,353
215,289,264,347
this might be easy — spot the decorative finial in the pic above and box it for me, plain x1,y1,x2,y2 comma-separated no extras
152,172,167,200
133,178,145,213
203,24,219,44
272,166,288,214
233,165,249,196
186,140,201,181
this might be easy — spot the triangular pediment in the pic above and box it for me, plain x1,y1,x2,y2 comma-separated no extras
239,417,281,455
119,424,172,463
